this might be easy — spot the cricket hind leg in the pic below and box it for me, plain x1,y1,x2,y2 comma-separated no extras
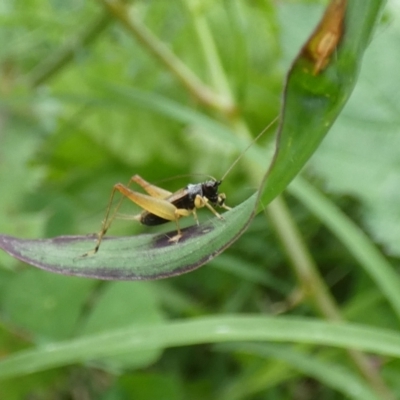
83,175,175,256
130,174,172,199
105,184,194,244
82,183,127,257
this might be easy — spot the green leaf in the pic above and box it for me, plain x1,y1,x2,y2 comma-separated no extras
260,0,385,206
309,6,400,257
1,270,96,341
0,194,257,280
0,1,385,279
1,316,400,380
79,282,164,369
290,176,400,321
219,343,381,400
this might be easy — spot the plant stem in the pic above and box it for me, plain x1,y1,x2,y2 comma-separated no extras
290,176,400,321
184,0,234,103
267,195,395,400
98,0,234,115
27,12,111,88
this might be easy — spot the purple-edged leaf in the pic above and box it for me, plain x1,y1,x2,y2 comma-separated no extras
0,0,385,280
0,194,257,280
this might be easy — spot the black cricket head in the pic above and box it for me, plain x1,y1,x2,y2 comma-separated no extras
201,179,226,206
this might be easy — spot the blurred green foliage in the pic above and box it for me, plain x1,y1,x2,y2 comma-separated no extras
0,0,399,399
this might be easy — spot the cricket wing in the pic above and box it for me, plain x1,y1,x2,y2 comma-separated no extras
167,188,195,210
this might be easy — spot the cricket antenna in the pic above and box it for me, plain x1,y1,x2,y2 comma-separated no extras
220,115,279,182
158,173,216,183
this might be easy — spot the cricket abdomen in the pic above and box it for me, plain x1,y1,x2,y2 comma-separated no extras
140,212,170,226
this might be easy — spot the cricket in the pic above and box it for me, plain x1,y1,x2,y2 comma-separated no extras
85,117,278,256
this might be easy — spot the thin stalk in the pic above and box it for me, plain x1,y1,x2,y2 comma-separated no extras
183,0,253,141
267,195,395,400
290,176,400,321
182,0,261,185
98,0,234,115
183,0,234,102
27,12,111,88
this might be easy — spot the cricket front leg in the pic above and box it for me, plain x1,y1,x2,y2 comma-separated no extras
194,195,224,220
218,193,232,211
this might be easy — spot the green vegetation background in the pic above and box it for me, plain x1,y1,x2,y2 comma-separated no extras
1,0,400,399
